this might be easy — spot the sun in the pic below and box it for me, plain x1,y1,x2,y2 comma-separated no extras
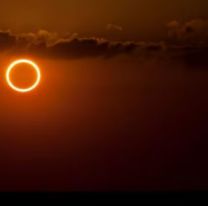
6,59,41,93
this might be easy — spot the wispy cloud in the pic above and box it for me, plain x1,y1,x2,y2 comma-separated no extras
106,24,123,32
167,18,208,44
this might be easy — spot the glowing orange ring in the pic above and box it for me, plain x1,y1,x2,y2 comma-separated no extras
6,59,41,93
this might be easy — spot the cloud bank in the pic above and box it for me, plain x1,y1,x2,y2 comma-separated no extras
0,19,207,69
0,30,138,59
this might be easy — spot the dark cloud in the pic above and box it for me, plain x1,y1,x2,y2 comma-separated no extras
0,30,165,59
0,31,16,50
0,20,207,69
0,30,138,59
0,30,168,59
46,38,137,58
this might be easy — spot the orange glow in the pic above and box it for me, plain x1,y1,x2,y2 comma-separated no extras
6,59,41,93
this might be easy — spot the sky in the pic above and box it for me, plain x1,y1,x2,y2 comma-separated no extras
0,0,208,191
0,0,208,40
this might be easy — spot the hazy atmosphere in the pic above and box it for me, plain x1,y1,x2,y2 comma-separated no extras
0,0,208,191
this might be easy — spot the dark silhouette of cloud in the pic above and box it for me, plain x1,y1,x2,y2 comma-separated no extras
46,38,137,58
0,20,207,69
0,30,138,58
0,31,16,50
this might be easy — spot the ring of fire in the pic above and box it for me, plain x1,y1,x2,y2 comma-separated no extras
6,59,41,93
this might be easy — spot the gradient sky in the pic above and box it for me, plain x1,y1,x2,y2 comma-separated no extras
0,0,208,192
0,0,208,40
